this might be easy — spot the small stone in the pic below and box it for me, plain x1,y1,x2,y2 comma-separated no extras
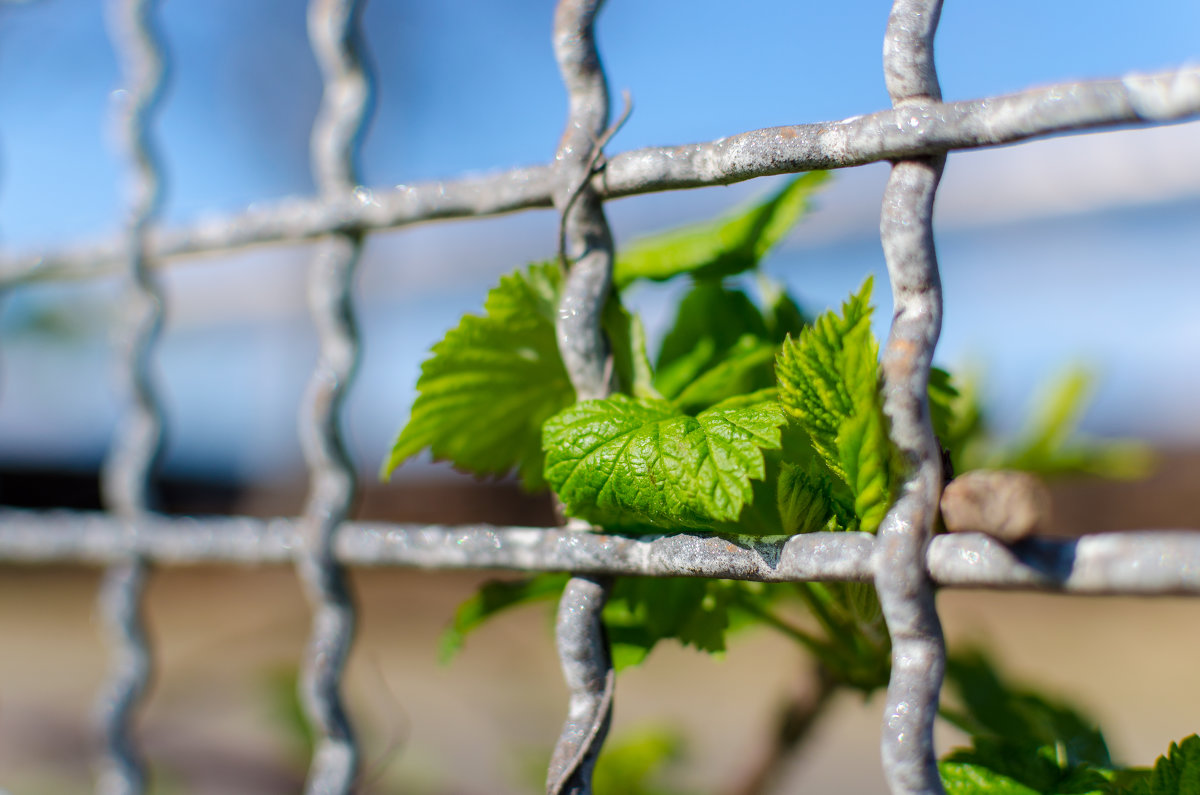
940,470,1052,543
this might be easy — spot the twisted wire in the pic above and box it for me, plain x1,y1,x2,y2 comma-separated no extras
546,2,618,793
95,1,167,792
295,0,372,791
872,1,948,793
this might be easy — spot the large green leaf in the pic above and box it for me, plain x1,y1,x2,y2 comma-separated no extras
543,394,785,530
381,263,574,490
775,278,893,532
613,171,829,288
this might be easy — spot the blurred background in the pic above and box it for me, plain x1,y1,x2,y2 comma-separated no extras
0,0,1197,792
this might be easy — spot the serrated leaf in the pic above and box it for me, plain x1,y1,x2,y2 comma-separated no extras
543,394,785,530
438,573,569,663
613,171,829,288
776,278,893,532
655,282,769,398
943,648,1112,770
603,579,733,669
777,460,835,534
381,262,574,490
1127,735,1200,795
940,761,1042,795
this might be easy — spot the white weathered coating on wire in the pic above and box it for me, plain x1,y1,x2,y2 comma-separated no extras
2,66,1197,285
873,1,947,793
297,1,370,792
548,2,616,793
95,1,166,792
4,512,1200,594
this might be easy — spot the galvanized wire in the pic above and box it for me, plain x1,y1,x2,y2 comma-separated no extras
95,0,166,792
547,2,618,792
2,65,1197,286
872,2,948,792
295,0,371,792
0,3,1198,794
4,512,1200,595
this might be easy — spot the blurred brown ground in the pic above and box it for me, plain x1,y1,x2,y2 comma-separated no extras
0,450,1198,793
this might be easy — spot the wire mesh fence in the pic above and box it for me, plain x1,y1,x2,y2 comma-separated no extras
0,1,1198,793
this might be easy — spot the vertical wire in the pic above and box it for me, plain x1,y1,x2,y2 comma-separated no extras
546,2,616,794
872,1,948,794
298,0,372,792
96,0,166,793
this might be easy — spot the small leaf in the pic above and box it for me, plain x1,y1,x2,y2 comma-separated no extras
672,336,777,414
1130,735,1200,795
759,276,810,343
603,295,659,399
604,579,734,669
776,460,835,534
438,574,569,663
940,761,1041,795
776,278,893,532
381,263,574,490
945,648,1112,768
655,283,769,398
593,727,686,795
613,172,830,288
543,394,785,530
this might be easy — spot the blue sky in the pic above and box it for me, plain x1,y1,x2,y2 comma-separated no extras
0,1,1197,480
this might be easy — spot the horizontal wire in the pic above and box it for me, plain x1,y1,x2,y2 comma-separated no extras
1,65,1196,286
1,510,1199,595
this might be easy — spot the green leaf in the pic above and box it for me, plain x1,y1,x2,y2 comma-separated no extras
543,394,785,530
438,573,569,663
603,294,659,399
1000,366,1153,480
381,263,574,490
613,171,830,288
940,761,1042,795
672,336,777,414
929,365,960,449
776,460,835,534
603,579,733,669
942,648,1112,769
1126,736,1200,795
776,277,893,532
759,275,810,343
593,727,687,795
655,283,769,398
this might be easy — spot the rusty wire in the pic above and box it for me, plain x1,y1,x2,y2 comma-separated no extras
872,1,949,791
0,2,1199,794
94,1,167,793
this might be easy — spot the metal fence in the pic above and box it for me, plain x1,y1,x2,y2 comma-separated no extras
0,1,1198,793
